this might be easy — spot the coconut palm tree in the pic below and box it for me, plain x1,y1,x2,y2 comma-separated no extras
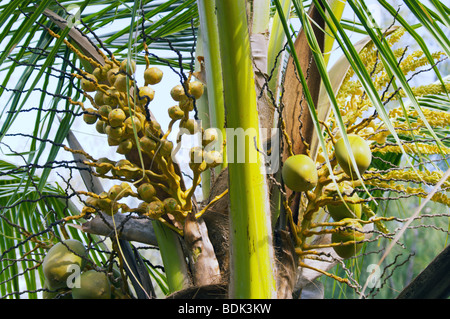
0,0,449,300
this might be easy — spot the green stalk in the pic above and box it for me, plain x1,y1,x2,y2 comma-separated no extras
197,0,227,170
152,221,191,294
216,0,276,299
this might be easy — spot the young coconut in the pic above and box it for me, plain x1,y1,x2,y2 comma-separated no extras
281,154,318,192
158,139,173,158
95,120,106,134
103,89,119,107
190,146,204,164
146,200,164,218
108,184,124,201
96,192,119,216
180,118,198,135
94,90,104,106
120,58,136,74
80,73,97,92
144,66,163,85
144,121,162,138
140,136,157,153
137,183,156,203
108,108,126,128
107,135,121,147
136,86,155,106
83,108,98,125
188,80,204,99
202,128,219,148
42,239,86,290
189,146,207,172
163,197,180,213
179,98,194,112
95,157,115,175
170,84,186,102
331,218,365,259
124,115,142,134
335,134,372,178
117,138,133,155
107,67,120,86
114,74,132,93
168,105,184,120
204,150,223,168
92,67,105,82
106,125,124,140
42,280,72,299
98,105,112,119
114,159,140,180
71,270,111,299
327,190,362,221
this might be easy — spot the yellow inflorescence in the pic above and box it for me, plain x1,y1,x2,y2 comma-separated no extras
375,143,450,156
365,169,450,187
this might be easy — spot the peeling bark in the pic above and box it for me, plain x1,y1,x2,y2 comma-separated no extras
184,212,222,286
202,168,230,277
251,32,274,135
274,229,298,299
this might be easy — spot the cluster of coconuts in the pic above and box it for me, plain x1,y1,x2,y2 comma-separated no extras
329,134,370,258
80,57,218,221
134,182,183,220
42,239,112,299
82,59,164,157
85,181,133,216
281,133,372,259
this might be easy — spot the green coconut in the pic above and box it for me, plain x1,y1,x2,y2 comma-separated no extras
71,270,111,299
335,134,372,178
327,191,362,221
331,218,365,259
137,183,156,203
144,67,163,85
42,239,86,290
188,81,204,99
281,154,318,192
